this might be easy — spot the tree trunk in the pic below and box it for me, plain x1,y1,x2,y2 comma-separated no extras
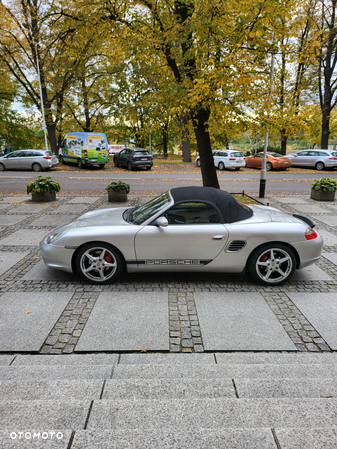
280,129,287,155
162,122,168,158
321,106,331,149
179,113,192,162
224,130,229,149
46,122,57,154
193,107,219,189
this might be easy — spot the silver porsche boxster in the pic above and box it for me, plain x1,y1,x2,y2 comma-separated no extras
40,187,323,286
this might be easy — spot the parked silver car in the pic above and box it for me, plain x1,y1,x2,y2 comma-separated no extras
196,150,246,170
0,149,59,172
40,186,323,286
287,150,337,170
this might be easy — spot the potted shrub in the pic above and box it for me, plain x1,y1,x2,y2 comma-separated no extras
27,176,61,202
311,177,337,201
105,180,130,202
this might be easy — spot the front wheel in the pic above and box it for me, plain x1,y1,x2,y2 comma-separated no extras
248,243,296,286
74,243,124,285
315,161,325,171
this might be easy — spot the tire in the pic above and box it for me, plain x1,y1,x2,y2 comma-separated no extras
77,159,83,169
315,161,325,171
266,162,273,171
248,243,296,286
218,161,225,170
114,160,119,167
61,156,66,165
235,167,241,171
32,163,42,172
0,163,5,171
127,162,133,171
74,242,124,285
146,166,152,170
99,164,105,169
196,159,201,167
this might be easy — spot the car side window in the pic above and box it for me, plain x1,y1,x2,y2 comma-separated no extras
164,202,221,225
297,151,307,156
8,152,23,158
119,150,126,156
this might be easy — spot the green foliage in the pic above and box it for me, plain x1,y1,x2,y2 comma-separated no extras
311,178,337,192
105,180,130,193
26,176,61,195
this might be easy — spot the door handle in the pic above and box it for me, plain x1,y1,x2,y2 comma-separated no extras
212,235,225,240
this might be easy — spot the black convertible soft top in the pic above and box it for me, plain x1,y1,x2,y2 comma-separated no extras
170,186,253,224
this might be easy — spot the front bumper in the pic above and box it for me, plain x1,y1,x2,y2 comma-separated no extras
40,240,75,273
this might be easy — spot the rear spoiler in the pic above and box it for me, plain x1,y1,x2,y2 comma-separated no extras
293,214,315,228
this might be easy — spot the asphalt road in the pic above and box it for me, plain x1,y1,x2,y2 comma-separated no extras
1,165,337,196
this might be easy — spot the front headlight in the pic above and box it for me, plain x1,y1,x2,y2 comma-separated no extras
45,228,68,244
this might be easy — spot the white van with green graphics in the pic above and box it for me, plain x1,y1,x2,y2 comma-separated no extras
60,132,109,169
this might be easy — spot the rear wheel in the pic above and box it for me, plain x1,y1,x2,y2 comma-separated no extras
77,159,83,169
74,243,124,285
127,162,133,171
248,243,296,286
99,164,105,169
218,161,225,170
315,161,325,171
146,166,152,170
0,163,5,171
32,163,42,172
196,159,201,167
266,162,273,171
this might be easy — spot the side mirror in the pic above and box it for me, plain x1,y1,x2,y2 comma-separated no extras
156,216,168,227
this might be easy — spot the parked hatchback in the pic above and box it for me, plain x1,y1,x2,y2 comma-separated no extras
287,150,337,170
196,150,246,170
114,148,153,170
0,149,59,172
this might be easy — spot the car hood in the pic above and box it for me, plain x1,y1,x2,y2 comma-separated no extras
68,207,130,228
250,205,306,224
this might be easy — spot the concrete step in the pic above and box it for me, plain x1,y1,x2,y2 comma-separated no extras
0,365,113,380
0,376,336,401
0,398,336,436
113,363,337,379
1,362,337,381
71,427,337,449
120,352,337,365
86,398,337,430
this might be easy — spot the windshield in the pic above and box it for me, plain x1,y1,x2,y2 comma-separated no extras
131,191,171,225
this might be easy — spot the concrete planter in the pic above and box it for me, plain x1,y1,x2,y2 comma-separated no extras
108,191,128,202
31,192,57,202
310,189,336,201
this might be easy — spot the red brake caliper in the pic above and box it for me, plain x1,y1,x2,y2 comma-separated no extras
259,253,269,264
105,253,113,263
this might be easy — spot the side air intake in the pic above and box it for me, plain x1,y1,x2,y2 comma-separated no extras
226,240,247,252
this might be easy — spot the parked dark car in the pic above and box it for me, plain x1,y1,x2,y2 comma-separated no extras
114,148,153,171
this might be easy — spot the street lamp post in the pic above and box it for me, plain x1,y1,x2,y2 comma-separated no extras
259,52,275,198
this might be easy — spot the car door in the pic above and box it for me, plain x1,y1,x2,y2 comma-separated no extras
116,149,127,166
3,152,24,169
134,201,229,269
291,151,309,166
20,151,35,169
